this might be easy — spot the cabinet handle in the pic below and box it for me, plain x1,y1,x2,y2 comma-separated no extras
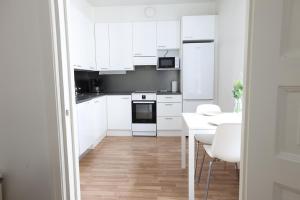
124,68,132,70
158,45,166,48
165,104,173,106
101,68,108,69
121,97,129,99
165,117,173,120
165,97,173,99
134,53,142,56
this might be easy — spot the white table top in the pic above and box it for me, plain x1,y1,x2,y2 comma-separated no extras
182,112,242,130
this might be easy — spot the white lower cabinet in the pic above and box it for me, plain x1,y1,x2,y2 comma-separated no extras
77,101,94,156
107,95,132,132
92,97,107,145
157,117,182,130
157,102,182,116
76,96,107,156
157,95,183,135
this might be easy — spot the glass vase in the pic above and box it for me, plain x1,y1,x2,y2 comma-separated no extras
234,98,242,113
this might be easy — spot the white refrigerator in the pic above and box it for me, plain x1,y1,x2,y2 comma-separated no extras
182,42,215,100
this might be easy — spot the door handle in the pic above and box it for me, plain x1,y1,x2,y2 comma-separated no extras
165,117,173,120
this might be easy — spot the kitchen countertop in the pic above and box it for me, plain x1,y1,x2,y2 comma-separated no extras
76,91,182,104
76,92,132,104
156,91,182,95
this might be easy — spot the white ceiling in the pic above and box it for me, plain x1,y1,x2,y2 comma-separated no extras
87,0,213,7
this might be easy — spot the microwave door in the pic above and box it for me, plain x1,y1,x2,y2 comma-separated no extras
159,57,175,69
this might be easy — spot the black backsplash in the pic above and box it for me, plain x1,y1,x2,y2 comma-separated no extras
74,70,103,94
74,66,180,93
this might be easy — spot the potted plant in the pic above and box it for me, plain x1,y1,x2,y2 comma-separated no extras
232,80,243,112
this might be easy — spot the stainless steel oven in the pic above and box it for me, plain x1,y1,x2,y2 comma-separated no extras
132,92,157,136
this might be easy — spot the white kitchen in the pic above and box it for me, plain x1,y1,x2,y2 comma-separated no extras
68,0,247,199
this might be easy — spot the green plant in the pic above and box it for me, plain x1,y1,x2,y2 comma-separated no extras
232,80,243,99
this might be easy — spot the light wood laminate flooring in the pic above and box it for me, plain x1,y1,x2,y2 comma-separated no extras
80,137,239,200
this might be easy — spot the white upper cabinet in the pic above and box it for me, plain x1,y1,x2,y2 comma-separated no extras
95,23,134,71
69,6,95,70
157,21,180,49
95,23,110,71
133,22,157,57
109,23,133,71
182,15,215,41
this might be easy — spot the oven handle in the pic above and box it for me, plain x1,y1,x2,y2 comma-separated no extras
132,101,155,104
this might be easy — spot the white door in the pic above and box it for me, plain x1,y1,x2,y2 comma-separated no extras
182,43,214,100
109,23,133,71
242,0,300,199
95,23,110,71
157,21,180,49
107,95,132,130
133,22,157,56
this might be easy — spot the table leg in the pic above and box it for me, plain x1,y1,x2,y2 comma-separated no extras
189,131,195,200
181,135,186,169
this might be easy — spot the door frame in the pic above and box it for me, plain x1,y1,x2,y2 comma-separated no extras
48,0,81,199
50,0,253,200
239,0,255,199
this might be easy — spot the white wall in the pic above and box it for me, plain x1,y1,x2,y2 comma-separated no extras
0,0,62,199
94,2,216,22
216,0,247,111
71,0,95,20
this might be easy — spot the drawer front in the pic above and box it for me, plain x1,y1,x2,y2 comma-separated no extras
157,103,182,116
157,117,182,130
157,95,182,103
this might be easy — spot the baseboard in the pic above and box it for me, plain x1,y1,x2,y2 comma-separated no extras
107,130,132,136
91,134,106,149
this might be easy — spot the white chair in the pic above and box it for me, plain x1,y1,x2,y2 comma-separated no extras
194,104,221,181
199,123,241,200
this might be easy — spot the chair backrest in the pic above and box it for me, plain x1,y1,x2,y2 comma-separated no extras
196,104,221,114
211,123,241,163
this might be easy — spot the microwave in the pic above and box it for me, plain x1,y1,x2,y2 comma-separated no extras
157,57,180,70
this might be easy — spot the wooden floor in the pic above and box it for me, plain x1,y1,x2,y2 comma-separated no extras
80,137,239,200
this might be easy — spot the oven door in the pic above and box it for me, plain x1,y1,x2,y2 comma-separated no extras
132,101,156,124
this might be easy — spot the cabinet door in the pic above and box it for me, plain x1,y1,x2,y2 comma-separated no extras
107,95,132,130
77,101,94,155
99,96,107,139
182,15,215,41
95,23,110,71
69,6,85,69
85,19,96,70
109,23,133,71
91,98,101,143
69,6,95,70
133,22,157,57
157,21,180,49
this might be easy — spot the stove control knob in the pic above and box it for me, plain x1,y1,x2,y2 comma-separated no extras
142,95,146,99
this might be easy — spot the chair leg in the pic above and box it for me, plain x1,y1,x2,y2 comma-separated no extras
195,141,200,179
197,150,206,183
203,159,215,200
